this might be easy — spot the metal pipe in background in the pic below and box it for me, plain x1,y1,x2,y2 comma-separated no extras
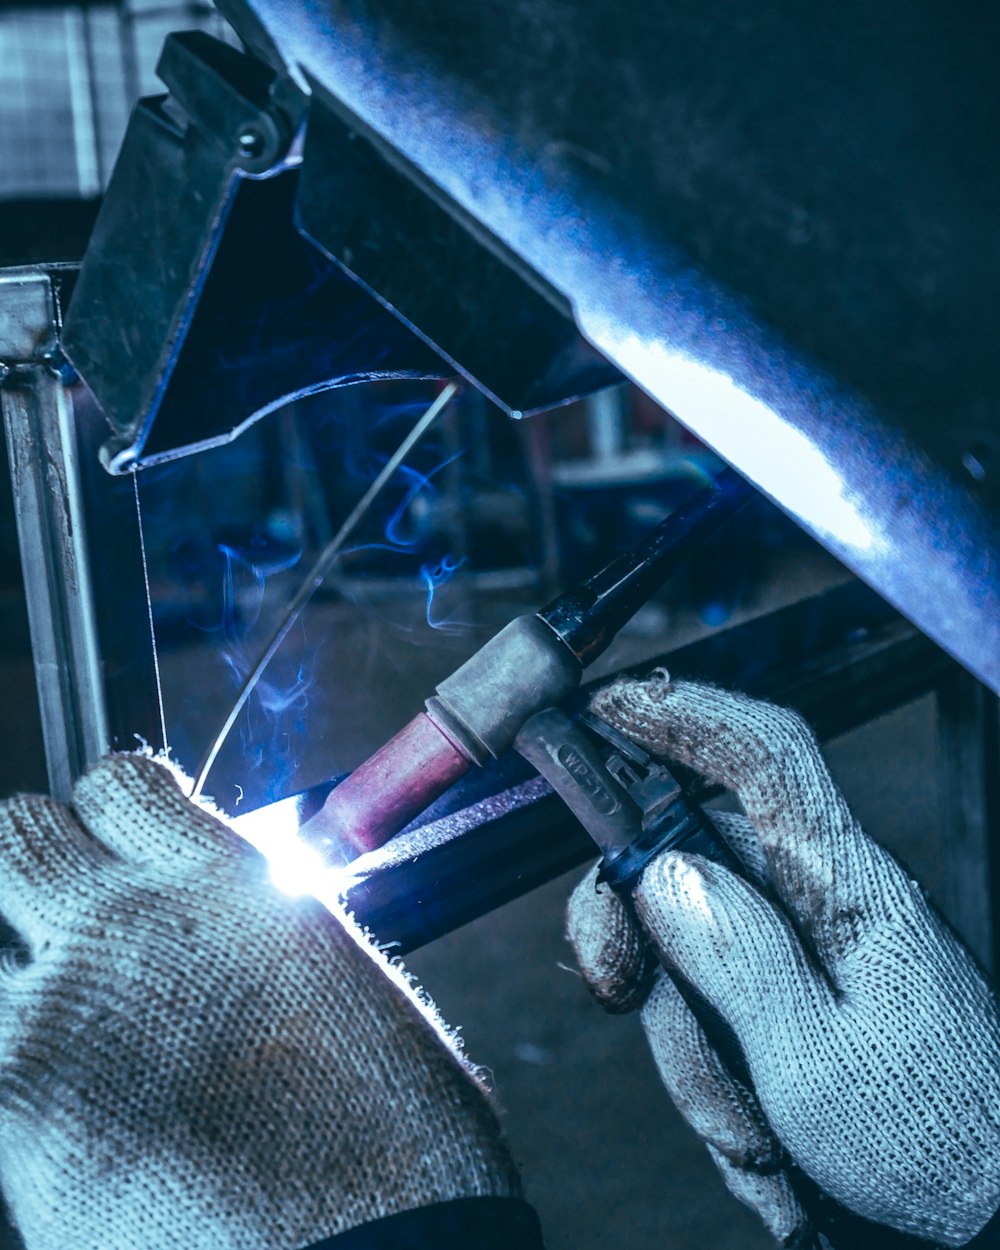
0,268,107,799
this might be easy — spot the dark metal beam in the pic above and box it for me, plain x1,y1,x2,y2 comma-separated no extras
937,673,1000,973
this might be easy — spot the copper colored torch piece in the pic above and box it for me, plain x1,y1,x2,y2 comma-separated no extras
301,712,472,861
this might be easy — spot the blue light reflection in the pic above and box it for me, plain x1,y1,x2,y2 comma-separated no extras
581,327,876,554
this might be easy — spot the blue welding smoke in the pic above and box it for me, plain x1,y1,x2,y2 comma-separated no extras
421,554,467,631
383,453,462,549
330,448,468,621
215,538,312,793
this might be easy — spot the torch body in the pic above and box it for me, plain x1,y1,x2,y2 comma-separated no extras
299,468,750,864
302,614,582,859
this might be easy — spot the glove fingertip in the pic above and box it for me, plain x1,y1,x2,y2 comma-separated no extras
567,864,656,1013
72,751,241,868
706,1146,814,1248
588,672,675,742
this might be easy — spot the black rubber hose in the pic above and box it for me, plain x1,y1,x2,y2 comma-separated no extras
536,465,753,667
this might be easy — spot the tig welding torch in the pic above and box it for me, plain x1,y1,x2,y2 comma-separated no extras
298,465,751,864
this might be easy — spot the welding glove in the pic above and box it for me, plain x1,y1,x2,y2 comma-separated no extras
567,675,1000,1248
0,754,521,1250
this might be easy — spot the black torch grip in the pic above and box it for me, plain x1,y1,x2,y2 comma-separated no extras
597,794,742,892
663,804,741,867
536,466,752,667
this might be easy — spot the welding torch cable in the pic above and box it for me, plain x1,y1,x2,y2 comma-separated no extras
190,382,461,800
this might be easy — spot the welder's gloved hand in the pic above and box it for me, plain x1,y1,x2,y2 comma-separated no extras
0,755,519,1250
567,675,1000,1249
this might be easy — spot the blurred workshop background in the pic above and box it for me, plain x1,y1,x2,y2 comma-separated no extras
0,4,995,1250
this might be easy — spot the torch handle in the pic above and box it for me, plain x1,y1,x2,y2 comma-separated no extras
536,466,751,666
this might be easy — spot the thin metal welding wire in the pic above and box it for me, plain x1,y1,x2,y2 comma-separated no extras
190,382,461,799
133,471,169,755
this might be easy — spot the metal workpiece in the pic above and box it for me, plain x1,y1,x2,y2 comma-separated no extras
213,0,1000,693
0,269,107,799
427,613,582,765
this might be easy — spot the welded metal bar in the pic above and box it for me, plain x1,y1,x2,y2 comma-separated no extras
937,672,1000,974
329,581,952,951
0,268,107,799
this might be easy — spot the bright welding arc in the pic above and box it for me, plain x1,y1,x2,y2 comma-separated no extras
190,382,462,799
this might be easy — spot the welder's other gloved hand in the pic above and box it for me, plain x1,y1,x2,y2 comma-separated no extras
0,755,519,1250
567,676,1000,1249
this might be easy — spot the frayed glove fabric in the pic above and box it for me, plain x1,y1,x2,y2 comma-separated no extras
0,755,519,1250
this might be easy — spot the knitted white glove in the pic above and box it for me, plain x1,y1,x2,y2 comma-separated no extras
0,754,519,1250
567,675,1000,1248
